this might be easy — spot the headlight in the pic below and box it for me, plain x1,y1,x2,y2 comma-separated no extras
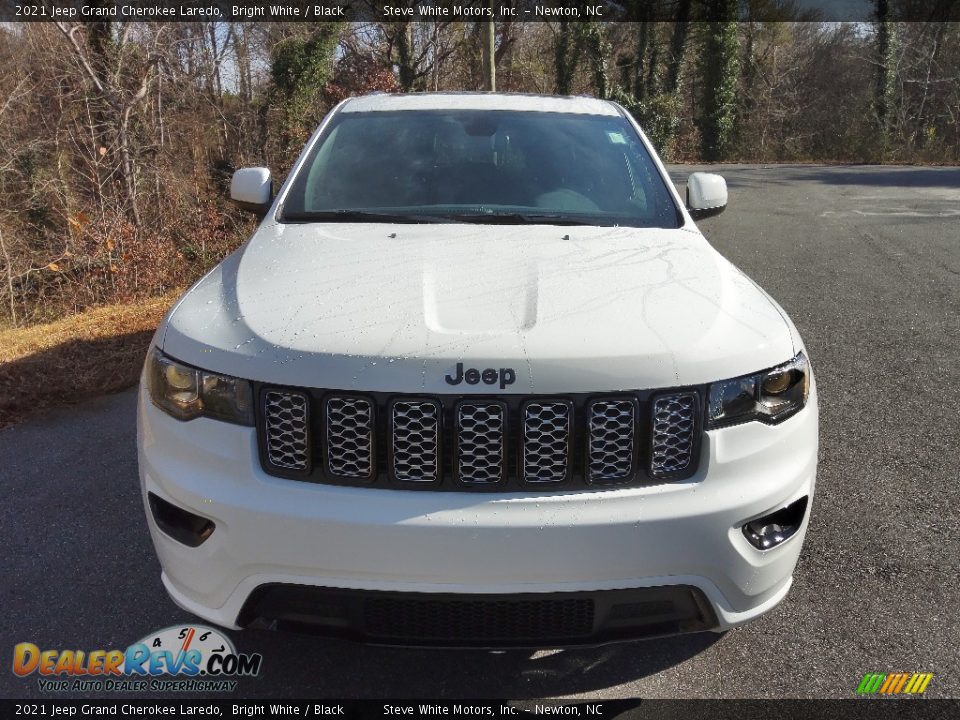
707,352,809,428
147,348,253,425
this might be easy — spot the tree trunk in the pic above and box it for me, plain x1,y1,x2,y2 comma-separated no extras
0,229,16,326
207,22,223,100
119,108,141,227
397,22,415,91
664,1,692,95
875,0,898,154
554,21,577,95
482,18,496,91
645,23,659,97
583,24,610,99
697,0,741,161
634,21,651,100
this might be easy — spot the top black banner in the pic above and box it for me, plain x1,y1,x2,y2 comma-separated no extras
2,0,958,23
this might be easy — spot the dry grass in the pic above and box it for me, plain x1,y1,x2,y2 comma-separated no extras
0,290,182,429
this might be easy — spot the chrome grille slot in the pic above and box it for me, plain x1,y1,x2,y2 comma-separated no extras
456,402,506,484
650,393,698,478
587,399,637,483
391,400,440,482
522,401,571,483
263,390,310,472
326,396,374,479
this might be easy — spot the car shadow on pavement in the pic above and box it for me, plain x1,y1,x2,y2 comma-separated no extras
670,164,960,191
0,330,153,429
233,628,722,698
773,165,960,188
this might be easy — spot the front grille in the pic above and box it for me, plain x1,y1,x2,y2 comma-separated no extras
650,393,699,478
262,390,310,472
258,387,703,489
456,402,506,484
587,399,637,483
522,401,572,483
391,400,440,482
326,396,374,479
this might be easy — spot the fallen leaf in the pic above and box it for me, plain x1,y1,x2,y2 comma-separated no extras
47,262,60,272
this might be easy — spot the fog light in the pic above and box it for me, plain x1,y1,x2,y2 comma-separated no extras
148,493,215,547
742,496,808,550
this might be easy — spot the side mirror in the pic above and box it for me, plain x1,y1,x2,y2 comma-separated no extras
686,172,728,220
230,167,272,217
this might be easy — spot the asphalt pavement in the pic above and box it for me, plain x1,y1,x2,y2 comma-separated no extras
1,165,958,700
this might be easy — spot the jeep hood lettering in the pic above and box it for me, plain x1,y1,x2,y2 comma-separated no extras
161,222,798,393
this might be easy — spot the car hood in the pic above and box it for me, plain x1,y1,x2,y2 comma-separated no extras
161,221,798,393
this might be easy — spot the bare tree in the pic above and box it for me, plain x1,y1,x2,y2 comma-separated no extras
54,21,166,226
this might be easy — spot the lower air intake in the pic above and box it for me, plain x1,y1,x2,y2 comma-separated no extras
364,596,594,642
238,585,718,647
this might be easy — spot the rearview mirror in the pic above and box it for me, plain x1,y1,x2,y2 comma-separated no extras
230,167,272,217
686,172,727,220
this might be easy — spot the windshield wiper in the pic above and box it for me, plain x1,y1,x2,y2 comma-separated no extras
452,212,600,226
281,210,461,224
282,209,619,226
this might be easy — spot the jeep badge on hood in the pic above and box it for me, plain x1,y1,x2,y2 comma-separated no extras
445,363,517,390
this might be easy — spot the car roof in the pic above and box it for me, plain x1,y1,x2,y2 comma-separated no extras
341,92,621,117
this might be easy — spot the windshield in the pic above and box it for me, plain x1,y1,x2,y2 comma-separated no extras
279,109,681,228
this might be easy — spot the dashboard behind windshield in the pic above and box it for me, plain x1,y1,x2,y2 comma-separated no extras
280,108,681,228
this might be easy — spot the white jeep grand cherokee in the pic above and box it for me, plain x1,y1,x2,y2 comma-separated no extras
138,93,817,647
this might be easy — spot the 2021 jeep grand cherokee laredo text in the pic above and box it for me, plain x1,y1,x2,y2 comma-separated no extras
138,93,817,647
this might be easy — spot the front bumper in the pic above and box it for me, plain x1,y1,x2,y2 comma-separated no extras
137,384,817,644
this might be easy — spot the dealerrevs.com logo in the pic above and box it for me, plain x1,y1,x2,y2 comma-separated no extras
12,625,262,693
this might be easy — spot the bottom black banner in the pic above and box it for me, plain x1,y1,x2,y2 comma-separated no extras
3,700,959,720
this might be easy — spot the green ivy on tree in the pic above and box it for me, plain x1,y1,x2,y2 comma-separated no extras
269,24,343,155
697,0,741,161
